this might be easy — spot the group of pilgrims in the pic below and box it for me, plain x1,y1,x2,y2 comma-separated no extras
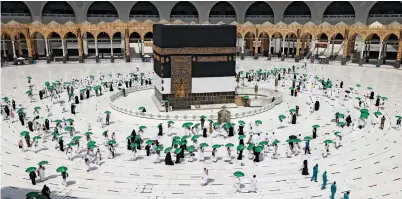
1,63,401,198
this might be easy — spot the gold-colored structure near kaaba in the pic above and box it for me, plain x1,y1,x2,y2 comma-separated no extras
1,19,401,63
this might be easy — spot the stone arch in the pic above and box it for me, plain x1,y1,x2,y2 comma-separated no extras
81,32,95,56
365,33,381,41
259,31,270,56
209,1,237,24
170,1,199,23
144,32,153,41
283,2,311,16
324,2,355,16
244,32,255,56
316,33,329,41
368,1,402,24
1,1,32,23
331,33,344,41
87,1,119,19
245,2,274,24
130,1,160,17
41,1,76,23
382,33,399,61
97,32,111,40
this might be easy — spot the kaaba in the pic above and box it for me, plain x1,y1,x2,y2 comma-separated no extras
153,24,237,110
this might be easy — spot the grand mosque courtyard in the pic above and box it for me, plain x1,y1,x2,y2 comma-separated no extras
1,59,402,199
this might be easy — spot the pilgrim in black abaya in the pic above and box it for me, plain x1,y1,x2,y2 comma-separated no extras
145,145,151,156
312,128,317,139
158,124,163,136
314,101,320,111
302,160,309,175
59,139,64,151
165,152,174,165
75,96,79,104
202,128,207,138
228,126,234,136
237,149,243,160
291,114,297,124
238,125,244,135
175,153,181,164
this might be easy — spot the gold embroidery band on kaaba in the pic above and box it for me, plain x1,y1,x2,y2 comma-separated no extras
197,56,227,62
153,45,237,55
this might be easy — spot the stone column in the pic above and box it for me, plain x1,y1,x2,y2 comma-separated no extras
45,38,50,63
26,36,33,63
366,42,370,63
382,42,387,64
12,40,17,64
310,39,315,63
260,38,265,58
141,39,144,56
62,39,67,63
77,32,84,63
395,40,402,68
16,36,23,57
295,38,301,62
341,39,348,65
254,38,258,60
2,39,7,58
110,39,114,63
286,39,290,57
125,29,130,62
359,42,365,66
331,40,335,59
281,38,285,61
83,33,88,56
268,38,272,60
95,39,99,63
377,41,383,65
241,38,245,60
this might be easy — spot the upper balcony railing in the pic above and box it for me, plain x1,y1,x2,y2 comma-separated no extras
170,15,199,19
245,15,274,19
87,14,119,18
42,13,75,17
283,15,311,19
1,13,31,17
323,15,355,18
129,15,159,19
209,15,236,19
368,14,402,18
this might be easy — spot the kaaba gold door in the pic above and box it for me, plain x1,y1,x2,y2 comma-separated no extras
171,56,192,98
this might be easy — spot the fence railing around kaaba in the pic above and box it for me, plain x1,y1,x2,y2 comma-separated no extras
109,85,283,121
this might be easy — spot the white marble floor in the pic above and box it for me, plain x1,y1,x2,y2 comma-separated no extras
1,60,402,199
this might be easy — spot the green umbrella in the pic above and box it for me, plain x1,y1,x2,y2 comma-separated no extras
56,166,68,173
243,96,249,100
272,140,280,145
156,145,164,151
212,122,219,127
145,140,154,145
88,141,96,146
396,116,402,119
164,147,172,153
72,136,81,141
187,145,195,152
200,115,207,119
374,111,382,116
184,122,194,126
293,139,302,143
66,118,74,123
64,126,73,131
334,132,342,136
208,119,213,123
289,87,295,91
64,82,71,85
172,140,180,145
312,124,320,128
139,126,147,130
108,140,116,145
16,108,24,114
360,114,369,119
355,97,361,100
54,119,62,123
27,76,32,80
194,123,200,128
26,192,41,198
338,122,345,126
20,131,30,137
45,81,50,86
237,144,244,151
360,108,369,113
234,171,245,177
34,106,41,110
255,120,262,125
286,139,294,143
168,120,175,124
238,135,246,140
138,106,145,110
337,113,344,118
25,90,32,95
191,135,200,141
25,167,37,173
356,84,361,87
212,144,222,149
225,143,234,148
181,135,190,141
103,130,108,136
51,132,60,137
173,136,181,141
174,148,182,154
254,146,263,153
33,136,41,140
223,123,232,129
199,143,209,148
289,109,296,113
279,115,286,120
88,144,97,149
349,87,354,91
367,87,372,90
85,132,93,135
381,97,388,100
247,144,255,150
126,135,133,140
104,111,111,115
80,89,86,93
67,142,76,147
324,140,333,144
1,97,9,102
238,120,246,125
259,141,268,145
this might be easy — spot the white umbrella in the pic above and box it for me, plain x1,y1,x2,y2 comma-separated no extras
17,57,25,60
144,55,151,58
